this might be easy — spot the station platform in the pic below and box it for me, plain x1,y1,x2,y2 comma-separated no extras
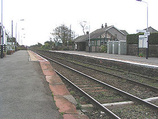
52,51,158,68
0,50,88,119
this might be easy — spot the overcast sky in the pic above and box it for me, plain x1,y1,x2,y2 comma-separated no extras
1,0,158,46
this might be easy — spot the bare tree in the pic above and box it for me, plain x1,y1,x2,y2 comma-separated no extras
79,21,88,35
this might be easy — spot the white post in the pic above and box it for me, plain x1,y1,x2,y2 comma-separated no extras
1,0,4,58
146,2,149,59
142,1,149,59
89,24,90,53
146,2,148,31
16,19,25,46
1,0,3,31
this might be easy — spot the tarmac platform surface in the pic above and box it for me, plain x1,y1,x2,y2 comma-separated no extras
0,50,88,119
0,51,63,119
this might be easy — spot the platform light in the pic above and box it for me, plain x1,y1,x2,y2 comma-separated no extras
136,0,149,59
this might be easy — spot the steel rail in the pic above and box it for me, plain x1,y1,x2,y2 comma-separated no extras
37,52,158,111
51,55,158,92
55,70,121,119
86,61,158,82
72,60,158,92
49,50,158,81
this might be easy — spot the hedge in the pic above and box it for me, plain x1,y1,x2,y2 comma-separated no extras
127,33,158,44
148,33,158,44
127,34,139,44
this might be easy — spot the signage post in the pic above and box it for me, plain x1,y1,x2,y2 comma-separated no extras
137,30,150,59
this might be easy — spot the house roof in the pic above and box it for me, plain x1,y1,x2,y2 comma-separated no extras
75,25,127,43
144,26,158,33
74,34,89,43
89,26,111,39
90,25,127,39
120,30,128,35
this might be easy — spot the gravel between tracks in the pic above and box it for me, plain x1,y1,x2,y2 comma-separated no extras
50,60,158,118
36,51,158,118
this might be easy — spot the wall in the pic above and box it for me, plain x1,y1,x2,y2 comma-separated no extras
91,46,100,52
149,45,158,57
86,46,100,52
127,44,138,56
127,44,158,57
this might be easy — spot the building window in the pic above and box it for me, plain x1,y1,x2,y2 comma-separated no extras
91,41,95,46
97,40,100,46
101,39,104,45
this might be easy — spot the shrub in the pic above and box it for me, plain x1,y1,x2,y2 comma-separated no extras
139,53,144,57
100,45,107,52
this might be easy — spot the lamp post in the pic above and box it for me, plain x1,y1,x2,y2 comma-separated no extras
136,0,149,59
1,0,3,58
15,19,24,47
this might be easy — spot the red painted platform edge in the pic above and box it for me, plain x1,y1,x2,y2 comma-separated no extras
28,51,89,119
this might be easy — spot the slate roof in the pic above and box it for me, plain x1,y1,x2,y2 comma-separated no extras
75,25,128,43
74,34,89,43
144,26,158,33
90,26,111,39
120,30,128,35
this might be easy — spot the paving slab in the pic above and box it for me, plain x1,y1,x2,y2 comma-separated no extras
63,114,89,119
46,75,64,85
49,84,70,96
54,95,78,114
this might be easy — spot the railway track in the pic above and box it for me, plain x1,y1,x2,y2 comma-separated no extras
55,70,121,119
40,51,158,98
34,50,158,118
39,50,158,87
50,54,158,92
